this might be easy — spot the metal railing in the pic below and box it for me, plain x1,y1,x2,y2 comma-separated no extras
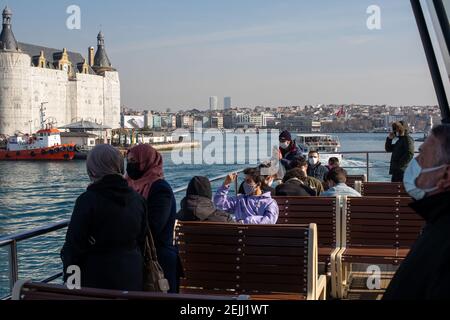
0,150,417,300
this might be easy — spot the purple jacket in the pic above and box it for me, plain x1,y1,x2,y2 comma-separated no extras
214,186,279,224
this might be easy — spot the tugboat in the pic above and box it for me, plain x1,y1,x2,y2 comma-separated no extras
0,106,76,161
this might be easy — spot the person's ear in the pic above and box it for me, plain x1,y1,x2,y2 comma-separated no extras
437,166,450,191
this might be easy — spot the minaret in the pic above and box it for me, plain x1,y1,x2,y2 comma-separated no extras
93,31,114,74
0,6,19,51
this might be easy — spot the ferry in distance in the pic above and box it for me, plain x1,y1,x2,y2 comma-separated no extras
295,133,342,164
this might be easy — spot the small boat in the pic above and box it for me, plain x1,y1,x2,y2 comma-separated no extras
295,133,343,163
0,127,76,161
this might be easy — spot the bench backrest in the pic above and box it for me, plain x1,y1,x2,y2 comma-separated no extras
360,182,409,197
274,197,341,248
343,197,424,249
346,175,367,189
12,281,243,300
175,222,319,299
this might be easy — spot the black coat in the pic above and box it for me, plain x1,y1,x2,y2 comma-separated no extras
177,195,233,222
307,163,329,182
61,175,147,291
385,135,415,175
146,179,180,293
275,179,316,197
383,191,450,300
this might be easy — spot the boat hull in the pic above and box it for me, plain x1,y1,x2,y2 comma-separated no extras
0,145,76,161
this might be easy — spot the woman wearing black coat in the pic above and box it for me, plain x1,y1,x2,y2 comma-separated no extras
61,145,147,291
126,144,180,293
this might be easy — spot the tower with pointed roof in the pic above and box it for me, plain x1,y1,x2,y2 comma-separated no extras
0,6,19,51
93,31,115,75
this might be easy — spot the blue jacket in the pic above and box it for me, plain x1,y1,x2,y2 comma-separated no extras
321,183,362,197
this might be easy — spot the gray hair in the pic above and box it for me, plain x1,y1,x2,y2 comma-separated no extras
432,124,450,164
86,144,124,182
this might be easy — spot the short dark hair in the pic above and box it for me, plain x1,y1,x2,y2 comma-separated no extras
243,167,263,185
328,157,340,166
283,168,307,183
325,167,348,184
432,124,450,164
309,150,319,156
291,156,308,168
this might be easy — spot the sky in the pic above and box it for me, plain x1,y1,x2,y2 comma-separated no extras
3,0,439,110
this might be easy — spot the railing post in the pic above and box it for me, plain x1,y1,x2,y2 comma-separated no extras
366,152,370,182
234,177,239,196
8,241,19,293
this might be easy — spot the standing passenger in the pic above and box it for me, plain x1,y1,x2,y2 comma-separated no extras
385,121,415,182
279,130,303,171
126,144,179,293
61,145,147,291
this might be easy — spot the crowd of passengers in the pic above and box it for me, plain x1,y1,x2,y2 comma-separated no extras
60,130,361,294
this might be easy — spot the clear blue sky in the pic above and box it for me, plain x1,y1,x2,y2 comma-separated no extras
3,0,438,110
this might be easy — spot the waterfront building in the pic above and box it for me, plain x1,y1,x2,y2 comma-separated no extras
0,7,120,136
224,97,232,110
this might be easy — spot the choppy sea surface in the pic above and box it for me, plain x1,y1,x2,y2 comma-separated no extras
0,133,422,297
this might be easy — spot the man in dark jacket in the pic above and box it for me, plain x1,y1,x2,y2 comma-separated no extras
279,130,303,171
385,121,415,182
383,124,450,299
276,168,317,196
307,151,329,182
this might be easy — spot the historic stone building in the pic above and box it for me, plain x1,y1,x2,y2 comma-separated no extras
0,6,120,136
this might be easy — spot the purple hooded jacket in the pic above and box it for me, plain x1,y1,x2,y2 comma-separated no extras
214,186,279,224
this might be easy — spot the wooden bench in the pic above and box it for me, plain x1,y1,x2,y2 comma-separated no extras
335,196,424,298
357,182,409,197
12,281,247,300
175,222,326,300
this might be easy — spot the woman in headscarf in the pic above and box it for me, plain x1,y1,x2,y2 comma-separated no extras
177,176,233,222
126,144,179,293
61,144,147,291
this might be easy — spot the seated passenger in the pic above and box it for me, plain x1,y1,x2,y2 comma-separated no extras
327,157,341,171
177,176,233,222
214,168,279,224
307,151,329,182
276,168,317,196
291,156,325,195
61,145,147,291
321,168,362,197
258,162,278,196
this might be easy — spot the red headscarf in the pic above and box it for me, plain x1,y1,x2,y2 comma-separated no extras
126,144,164,199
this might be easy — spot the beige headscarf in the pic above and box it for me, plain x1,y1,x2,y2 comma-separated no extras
87,144,124,183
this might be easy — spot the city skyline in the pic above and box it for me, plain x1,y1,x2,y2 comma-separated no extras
4,0,439,110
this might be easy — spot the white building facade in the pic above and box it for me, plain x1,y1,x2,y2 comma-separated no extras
0,7,121,136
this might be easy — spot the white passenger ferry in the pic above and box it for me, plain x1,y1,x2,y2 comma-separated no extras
295,134,342,164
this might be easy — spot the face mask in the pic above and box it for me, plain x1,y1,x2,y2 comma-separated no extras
280,142,290,150
126,162,145,180
403,158,447,200
243,182,257,196
309,157,319,166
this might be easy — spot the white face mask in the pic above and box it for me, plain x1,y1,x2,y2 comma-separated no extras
309,157,319,166
280,141,290,150
404,158,447,200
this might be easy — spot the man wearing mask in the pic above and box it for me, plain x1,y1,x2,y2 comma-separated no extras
385,121,415,182
383,124,450,300
307,151,329,182
279,130,302,171
214,168,279,224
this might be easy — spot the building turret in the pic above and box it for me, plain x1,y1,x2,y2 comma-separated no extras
0,6,19,51
93,31,115,74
